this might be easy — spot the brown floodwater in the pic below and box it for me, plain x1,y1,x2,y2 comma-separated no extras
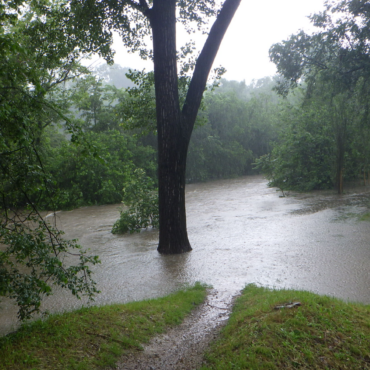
1,175,370,335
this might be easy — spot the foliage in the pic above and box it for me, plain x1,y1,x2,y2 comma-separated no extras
202,284,370,370
0,283,207,370
115,69,211,135
270,0,370,97
187,80,280,182
108,71,280,185
69,75,125,132
264,0,370,193
0,1,100,320
43,129,156,209
2,57,280,212
0,214,100,321
112,169,159,234
256,82,370,193
115,70,157,134
255,98,336,191
215,76,281,103
83,69,279,187
30,70,158,211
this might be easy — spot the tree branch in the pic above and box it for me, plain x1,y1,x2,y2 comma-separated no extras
181,0,241,136
139,0,149,10
125,0,151,17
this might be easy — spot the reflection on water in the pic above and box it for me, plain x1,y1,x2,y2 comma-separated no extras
2,175,370,335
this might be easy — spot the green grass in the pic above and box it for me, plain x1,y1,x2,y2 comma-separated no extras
0,283,207,370
4,284,370,370
201,285,370,370
331,210,370,223
358,212,370,221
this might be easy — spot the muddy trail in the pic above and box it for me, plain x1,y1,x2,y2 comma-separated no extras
111,289,234,370
2,175,370,338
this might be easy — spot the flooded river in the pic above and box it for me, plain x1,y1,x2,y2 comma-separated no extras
1,175,370,335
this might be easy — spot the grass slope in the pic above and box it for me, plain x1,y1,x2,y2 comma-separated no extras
0,283,207,370
202,285,370,370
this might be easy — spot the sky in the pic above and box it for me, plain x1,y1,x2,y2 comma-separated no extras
109,0,327,84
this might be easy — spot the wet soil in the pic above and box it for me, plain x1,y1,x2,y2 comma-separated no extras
111,289,234,370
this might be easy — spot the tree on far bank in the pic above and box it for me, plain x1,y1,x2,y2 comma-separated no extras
268,0,370,193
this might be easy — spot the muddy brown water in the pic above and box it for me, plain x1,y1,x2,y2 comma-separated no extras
1,175,370,336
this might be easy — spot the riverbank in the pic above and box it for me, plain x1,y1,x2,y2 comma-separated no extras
0,284,207,370
2,284,370,370
202,285,370,370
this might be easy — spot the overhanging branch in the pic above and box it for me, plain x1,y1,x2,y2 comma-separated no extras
125,0,151,17
181,0,241,135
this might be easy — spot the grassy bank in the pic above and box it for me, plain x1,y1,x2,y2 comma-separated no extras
201,284,370,369
0,283,207,370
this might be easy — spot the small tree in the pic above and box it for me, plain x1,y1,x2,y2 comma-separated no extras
112,169,159,234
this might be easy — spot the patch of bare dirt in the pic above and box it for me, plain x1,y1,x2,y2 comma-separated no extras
110,289,236,370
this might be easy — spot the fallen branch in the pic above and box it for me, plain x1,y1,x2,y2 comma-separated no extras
206,302,229,310
274,302,302,310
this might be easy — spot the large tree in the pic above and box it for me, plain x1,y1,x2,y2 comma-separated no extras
269,0,370,193
62,0,241,253
269,0,370,96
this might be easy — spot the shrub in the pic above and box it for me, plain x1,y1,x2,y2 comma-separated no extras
112,169,159,234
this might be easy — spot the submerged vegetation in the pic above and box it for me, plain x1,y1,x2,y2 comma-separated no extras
202,285,370,370
111,169,159,234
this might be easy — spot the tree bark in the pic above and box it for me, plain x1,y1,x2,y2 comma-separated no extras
335,121,346,194
150,0,241,254
150,0,191,254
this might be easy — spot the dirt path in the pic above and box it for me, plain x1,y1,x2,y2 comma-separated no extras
111,289,236,370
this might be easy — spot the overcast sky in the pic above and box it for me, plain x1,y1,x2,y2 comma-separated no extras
109,0,327,84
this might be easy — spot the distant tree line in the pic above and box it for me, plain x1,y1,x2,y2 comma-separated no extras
22,66,281,210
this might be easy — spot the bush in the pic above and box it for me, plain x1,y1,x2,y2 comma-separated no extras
42,130,156,209
112,169,159,234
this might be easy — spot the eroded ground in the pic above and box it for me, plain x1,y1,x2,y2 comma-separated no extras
111,289,234,370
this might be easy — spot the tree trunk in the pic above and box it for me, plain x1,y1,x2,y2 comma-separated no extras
335,130,345,194
150,1,192,254
150,0,241,254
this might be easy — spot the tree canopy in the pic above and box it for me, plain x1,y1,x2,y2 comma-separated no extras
259,0,370,193
270,0,370,96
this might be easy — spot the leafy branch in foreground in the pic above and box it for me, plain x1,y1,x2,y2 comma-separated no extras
0,216,100,321
0,126,101,320
0,2,101,321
